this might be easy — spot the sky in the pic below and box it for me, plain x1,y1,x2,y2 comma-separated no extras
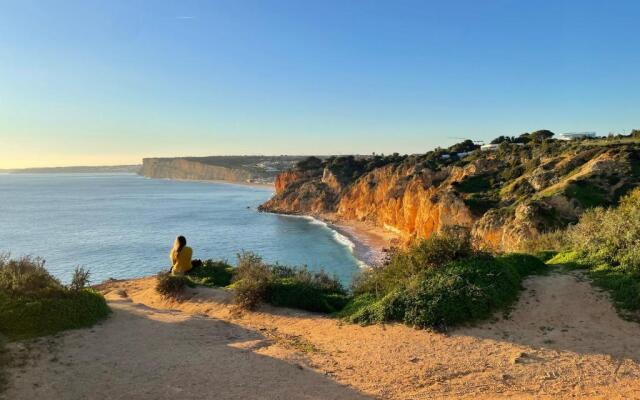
0,0,639,168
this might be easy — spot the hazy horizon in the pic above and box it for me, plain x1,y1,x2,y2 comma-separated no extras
1,0,639,169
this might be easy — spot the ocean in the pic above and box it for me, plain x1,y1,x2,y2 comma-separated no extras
0,173,362,284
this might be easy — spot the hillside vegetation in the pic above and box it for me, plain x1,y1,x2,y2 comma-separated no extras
337,227,546,329
0,255,110,340
162,232,546,330
542,187,640,318
260,131,640,250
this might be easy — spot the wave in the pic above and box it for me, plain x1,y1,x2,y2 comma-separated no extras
270,213,359,255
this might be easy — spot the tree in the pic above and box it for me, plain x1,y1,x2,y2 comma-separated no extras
449,139,479,153
296,156,323,171
529,130,555,142
490,136,513,145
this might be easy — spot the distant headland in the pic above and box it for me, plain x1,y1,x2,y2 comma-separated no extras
3,165,141,174
138,156,312,185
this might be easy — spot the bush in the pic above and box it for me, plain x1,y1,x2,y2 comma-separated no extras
548,189,640,315
0,254,63,297
70,266,91,291
341,229,547,329
231,252,347,312
352,226,475,296
0,289,110,341
343,254,545,329
232,252,273,309
518,230,567,253
566,188,640,272
155,272,189,299
266,267,349,313
0,255,109,340
187,259,234,287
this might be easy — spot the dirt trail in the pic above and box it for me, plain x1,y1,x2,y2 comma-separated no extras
4,270,640,399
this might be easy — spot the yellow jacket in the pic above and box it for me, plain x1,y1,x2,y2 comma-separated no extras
170,246,193,274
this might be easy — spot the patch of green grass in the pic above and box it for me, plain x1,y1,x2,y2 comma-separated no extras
266,278,349,313
549,251,640,319
564,180,607,208
547,251,588,269
454,175,492,193
231,252,348,313
0,289,110,341
186,260,234,287
0,255,110,341
589,264,640,313
463,194,499,216
534,250,558,262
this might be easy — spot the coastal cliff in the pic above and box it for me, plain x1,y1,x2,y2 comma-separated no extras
139,156,307,184
140,158,252,182
260,135,640,250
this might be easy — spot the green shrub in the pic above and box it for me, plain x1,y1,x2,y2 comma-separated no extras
0,255,63,297
342,229,547,329
232,252,273,309
187,260,234,287
548,189,640,315
155,272,189,298
0,289,110,341
534,250,558,262
0,254,109,340
344,254,545,329
454,175,491,193
566,188,640,272
518,230,567,253
352,226,475,296
231,252,347,313
565,180,607,208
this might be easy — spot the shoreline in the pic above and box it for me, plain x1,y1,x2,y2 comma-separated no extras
328,219,396,267
140,175,275,190
264,211,398,267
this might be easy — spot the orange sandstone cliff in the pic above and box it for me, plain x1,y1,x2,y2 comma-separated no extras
259,141,640,251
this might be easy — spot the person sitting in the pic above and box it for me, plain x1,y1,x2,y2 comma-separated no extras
169,235,193,275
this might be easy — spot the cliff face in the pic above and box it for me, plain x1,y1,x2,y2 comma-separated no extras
335,164,474,241
140,158,251,182
259,141,640,251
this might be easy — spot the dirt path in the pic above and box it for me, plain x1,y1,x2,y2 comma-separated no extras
4,269,640,399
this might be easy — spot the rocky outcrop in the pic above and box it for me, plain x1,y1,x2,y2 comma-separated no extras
260,144,640,250
274,170,306,194
335,165,474,241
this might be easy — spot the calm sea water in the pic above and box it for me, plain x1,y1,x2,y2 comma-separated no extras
0,173,362,284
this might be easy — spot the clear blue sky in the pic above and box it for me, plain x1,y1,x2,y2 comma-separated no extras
1,0,638,168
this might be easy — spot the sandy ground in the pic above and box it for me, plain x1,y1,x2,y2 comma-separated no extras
3,269,640,399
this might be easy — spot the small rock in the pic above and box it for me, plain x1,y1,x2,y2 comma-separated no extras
511,352,529,364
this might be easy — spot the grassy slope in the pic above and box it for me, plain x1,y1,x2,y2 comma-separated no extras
0,289,110,341
549,251,640,319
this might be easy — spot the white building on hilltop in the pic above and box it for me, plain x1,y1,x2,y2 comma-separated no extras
558,132,597,141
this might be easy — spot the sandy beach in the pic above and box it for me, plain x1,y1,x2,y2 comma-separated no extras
328,219,399,266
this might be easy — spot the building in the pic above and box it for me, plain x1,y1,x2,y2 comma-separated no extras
557,132,597,141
